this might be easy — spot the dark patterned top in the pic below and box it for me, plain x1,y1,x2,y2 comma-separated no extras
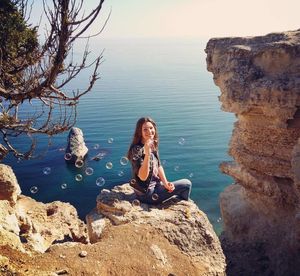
129,143,161,193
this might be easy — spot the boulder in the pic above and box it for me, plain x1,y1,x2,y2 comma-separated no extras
0,164,89,253
86,183,226,276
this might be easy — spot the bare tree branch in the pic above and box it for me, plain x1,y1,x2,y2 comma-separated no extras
0,0,108,160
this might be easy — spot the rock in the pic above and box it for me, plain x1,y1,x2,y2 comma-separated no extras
15,196,89,252
79,250,87,257
0,165,89,253
85,208,107,243
0,164,21,206
55,269,69,275
65,127,88,163
150,244,167,266
206,29,300,275
87,183,226,275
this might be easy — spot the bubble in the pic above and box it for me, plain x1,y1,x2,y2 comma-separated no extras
93,143,100,150
178,137,186,145
152,193,159,201
75,159,84,168
217,217,222,223
130,179,136,185
113,198,119,204
107,138,114,144
118,170,124,177
85,167,94,176
64,153,72,161
96,177,105,187
75,174,83,181
174,165,180,172
132,199,140,207
58,147,65,152
61,183,67,189
43,167,51,175
105,162,113,170
132,154,140,161
120,156,129,166
30,186,38,194
162,160,167,166
188,172,194,178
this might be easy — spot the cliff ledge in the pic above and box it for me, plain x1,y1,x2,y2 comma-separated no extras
206,29,300,276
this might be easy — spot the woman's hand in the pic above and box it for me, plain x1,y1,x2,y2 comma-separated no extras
144,139,153,156
164,182,175,193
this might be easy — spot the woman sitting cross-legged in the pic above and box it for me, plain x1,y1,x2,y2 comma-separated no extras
127,117,192,204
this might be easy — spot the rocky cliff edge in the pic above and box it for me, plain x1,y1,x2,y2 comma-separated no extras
0,164,225,275
205,29,300,276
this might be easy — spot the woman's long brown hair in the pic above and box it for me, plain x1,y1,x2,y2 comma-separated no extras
127,117,159,160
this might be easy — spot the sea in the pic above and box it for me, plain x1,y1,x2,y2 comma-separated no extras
4,37,235,235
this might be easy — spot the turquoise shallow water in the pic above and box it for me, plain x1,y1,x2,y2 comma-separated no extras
4,38,234,234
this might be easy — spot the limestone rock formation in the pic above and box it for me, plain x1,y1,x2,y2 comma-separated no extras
0,165,21,206
0,164,88,253
86,184,226,276
205,30,300,276
65,127,88,163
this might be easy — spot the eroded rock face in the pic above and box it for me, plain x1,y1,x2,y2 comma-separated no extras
0,165,21,206
206,30,300,276
0,164,88,253
86,184,226,276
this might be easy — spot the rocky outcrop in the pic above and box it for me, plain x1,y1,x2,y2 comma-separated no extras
65,127,88,163
206,30,300,276
0,164,88,253
86,184,226,276
0,165,21,206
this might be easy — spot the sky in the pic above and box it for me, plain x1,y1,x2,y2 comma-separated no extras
31,0,300,39
95,0,300,39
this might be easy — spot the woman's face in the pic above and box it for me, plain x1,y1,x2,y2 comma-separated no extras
141,121,155,143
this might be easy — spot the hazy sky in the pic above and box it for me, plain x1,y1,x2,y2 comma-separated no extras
95,0,300,39
31,0,300,39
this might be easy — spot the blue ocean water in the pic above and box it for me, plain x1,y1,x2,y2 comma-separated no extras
4,38,234,234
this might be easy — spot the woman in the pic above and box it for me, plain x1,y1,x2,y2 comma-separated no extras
127,117,192,204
